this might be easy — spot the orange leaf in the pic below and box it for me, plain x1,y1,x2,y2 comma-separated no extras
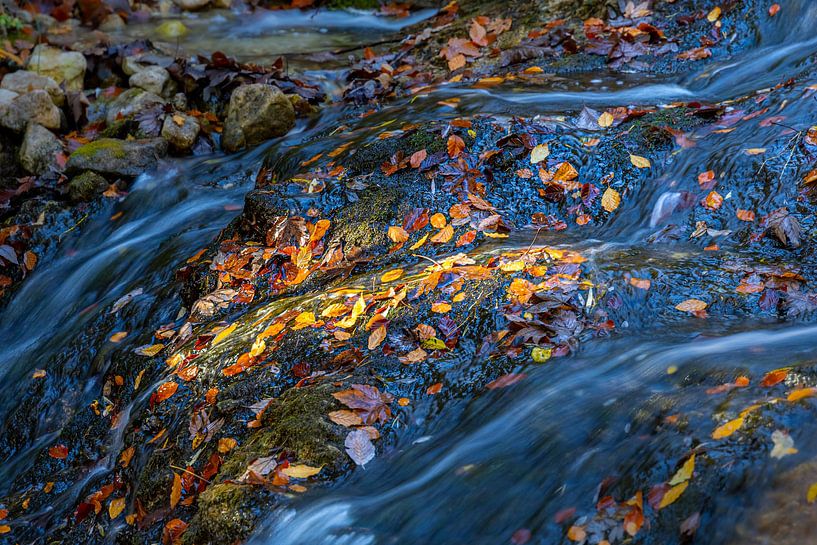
675,299,707,312
787,387,817,402
155,381,179,402
760,368,789,387
712,416,744,439
447,135,465,158
48,444,69,459
170,472,182,508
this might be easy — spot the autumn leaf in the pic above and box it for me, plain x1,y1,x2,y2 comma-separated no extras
48,444,69,459
282,464,323,479
431,224,454,244
218,438,237,453
736,209,755,222
211,323,237,346
598,111,614,128
410,149,427,168
381,269,404,283
668,454,695,485
566,526,586,541
760,368,789,387
787,387,817,402
333,384,393,424
675,299,707,313
368,326,387,350
170,472,182,508
120,446,135,467
630,277,651,290
630,154,651,168
487,373,527,389
155,381,179,403
530,143,550,164
345,429,375,467
659,481,688,509
703,191,723,210
328,410,363,427
807,482,817,504
531,346,552,363
447,135,465,158
601,187,621,212
110,331,128,343
707,6,721,21
108,497,126,519
388,226,409,243
712,416,744,439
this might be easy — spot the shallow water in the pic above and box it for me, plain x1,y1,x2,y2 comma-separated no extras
2,2,817,543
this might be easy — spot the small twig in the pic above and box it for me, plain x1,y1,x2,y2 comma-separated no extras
170,464,211,483
412,253,443,268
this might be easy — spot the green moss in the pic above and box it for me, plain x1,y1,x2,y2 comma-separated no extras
219,385,344,480
69,138,128,160
183,483,259,545
133,448,176,513
67,171,108,202
331,188,400,251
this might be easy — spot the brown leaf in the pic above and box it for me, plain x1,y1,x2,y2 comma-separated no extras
332,384,394,424
447,135,465,158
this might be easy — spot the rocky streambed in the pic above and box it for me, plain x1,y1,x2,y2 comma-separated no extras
2,1,817,545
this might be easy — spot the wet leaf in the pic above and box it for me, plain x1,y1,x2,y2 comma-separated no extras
760,368,789,387
218,438,237,453
712,416,744,439
807,482,817,504
770,430,797,459
333,384,393,424
598,111,614,128
430,213,447,228
531,347,552,363
170,472,182,508
601,187,621,212
211,323,237,346
630,154,651,168
668,454,695,485
675,299,707,312
108,497,125,520
530,143,550,164
381,269,404,282
282,464,323,479
345,429,375,467
447,135,465,158
48,444,69,459
134,344,165,357
707,6,721,22
787,387,817,402
368,326,387,350
658,481,688,509
110,331,128,343
328,410,363,427
487,373,527,389
155,382,179,402
566,525,586,541
162,518,188,545
119,446,135,467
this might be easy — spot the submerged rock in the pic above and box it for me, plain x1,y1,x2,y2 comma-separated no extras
67,171,109,202
19,123,61,175
0,70,64,107
173,0,211,10
27,44,86,93
0,90,61,132
105,88,166,125
161,112,200,153
222,83,295,153
66,138,168,178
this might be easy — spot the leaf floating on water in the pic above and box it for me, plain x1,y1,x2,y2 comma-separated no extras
787,387,817,402
668,454,695,486
211,323,237,346
110,331,128,343
658,481,688,509
760,368,789,387
601,187,621,212
486,373,527,389
155,381,179,403
566,525,586,542
345,429,375,467
629,154,651,168
770,430,798,459
120,446,135,467
380,269,404,282
134,344,165,357
712,416,744,439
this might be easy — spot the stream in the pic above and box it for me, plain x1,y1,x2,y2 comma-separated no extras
2,3,817,544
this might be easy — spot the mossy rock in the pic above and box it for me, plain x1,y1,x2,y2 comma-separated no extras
66,137,168,178
183,483,261,545
67,171,108,202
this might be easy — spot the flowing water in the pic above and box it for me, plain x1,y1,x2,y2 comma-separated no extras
2,3,817,544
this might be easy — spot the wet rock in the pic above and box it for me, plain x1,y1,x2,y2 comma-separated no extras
98,13,125,32
66,138,168,178
0,90,61,132
67,171,108,202
173,0,211,10
171,92,188,111
27,44,86,93
19,123,61,175
222,83,295,153
287,93,317,117
161,112,200,153
129,65,172,97
104,88,166,125
122,56,149,76
1,70,64,107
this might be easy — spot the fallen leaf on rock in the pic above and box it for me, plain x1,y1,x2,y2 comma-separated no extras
109,497,126,520
659,481,688,509
155,382,179,402
381,269,404,282
675,299,707,312
598,111,613,128
787,387,817,402
110,331,128,343
328,410,363,427
530,143,549,164
808,482,817,504
630,154,651,168
601,187,621,212
770,430,797,459
170,473,182,508
668,454,695,485
345,429,375,467
48,444,69,459
712,416,744,439
760,368,789,387
487,373,527,389
282,464,323,479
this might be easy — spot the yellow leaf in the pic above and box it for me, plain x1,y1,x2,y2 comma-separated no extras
381,269,404,283
293,312,316,330
601,187,621,212
109,497,126,519
598,111,614,128
321,303,348,318
499,260,525,272
110,331,128,343
211,323,237,346
282,464,323,479
712,416,744,439
567,526,586,541
787,387,817,402
410,233,429,250
707,6,721,22
138,344,165,357
668,454,695,485
675,299,707,312
431,301,452,313
807,482,817,504
0,525,9,534
630,154,651,169
530,143,550,164
659,481,688,509
531,346,552,363
218,438,237,453
745,148,766,155
387,226,409,243
172,114,185,126
170,472,182,508
421,337,447,350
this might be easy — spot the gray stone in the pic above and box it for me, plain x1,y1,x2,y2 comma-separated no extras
27,44,86,92
222,83,295,153
1,70,65,106
105,88,166,125
66,138,168,178
19,123,62,175
129,66,172,97
173,0,211,10
161,112,200,153
67,171,109,202
99,13,126,32
122,56,149,76
0,90,61,132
